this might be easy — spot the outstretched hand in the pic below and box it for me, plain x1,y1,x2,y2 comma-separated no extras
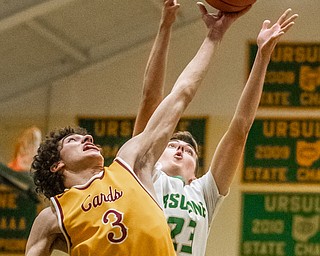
197,2,251,41
161,0,180,26
257,8,298,55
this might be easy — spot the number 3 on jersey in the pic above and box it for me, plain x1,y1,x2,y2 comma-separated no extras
168,216,196,254
102,209,128,243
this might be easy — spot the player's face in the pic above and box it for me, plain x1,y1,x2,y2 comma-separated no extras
158,139,197,184
58,134,104,171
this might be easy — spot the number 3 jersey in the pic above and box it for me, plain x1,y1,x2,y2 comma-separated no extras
51,158,175,256
153,162,226,256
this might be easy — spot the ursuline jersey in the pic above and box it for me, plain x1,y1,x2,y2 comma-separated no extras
153,163,226,256
51,158,176,256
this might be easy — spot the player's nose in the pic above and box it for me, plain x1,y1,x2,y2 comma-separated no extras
82,134,93,143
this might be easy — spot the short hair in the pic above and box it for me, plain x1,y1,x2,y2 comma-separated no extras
170,131,200,176
31,126,88,199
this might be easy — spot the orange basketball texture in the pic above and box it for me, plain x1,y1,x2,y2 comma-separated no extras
205,0,256,12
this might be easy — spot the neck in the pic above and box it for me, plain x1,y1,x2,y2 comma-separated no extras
63,167,103,188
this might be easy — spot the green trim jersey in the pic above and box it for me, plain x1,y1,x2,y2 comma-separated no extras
51,158,176,256
153,163,226,256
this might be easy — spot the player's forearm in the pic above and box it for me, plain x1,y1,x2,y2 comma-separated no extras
148,37,219,143
233,50,270,131
133,24,173,136
209,51,269,195
172,34,219,94
136,35,218,165
143,23,172,101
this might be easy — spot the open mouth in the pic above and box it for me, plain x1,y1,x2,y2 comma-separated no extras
174,154,183,160
83,144,100,152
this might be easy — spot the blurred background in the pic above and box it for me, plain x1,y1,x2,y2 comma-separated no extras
0,0,319,255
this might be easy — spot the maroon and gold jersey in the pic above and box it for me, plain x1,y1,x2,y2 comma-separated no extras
51,158,175,256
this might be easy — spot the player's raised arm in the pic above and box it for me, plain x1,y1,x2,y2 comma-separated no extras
117,2,250,193
133,0,180,136
209,8,298,196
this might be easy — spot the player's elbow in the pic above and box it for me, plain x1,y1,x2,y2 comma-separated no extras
231,115,253,139
174,83,197,104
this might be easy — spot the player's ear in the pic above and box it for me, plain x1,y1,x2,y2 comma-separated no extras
50,161,65,173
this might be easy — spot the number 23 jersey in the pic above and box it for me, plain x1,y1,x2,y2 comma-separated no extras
153,163,226,256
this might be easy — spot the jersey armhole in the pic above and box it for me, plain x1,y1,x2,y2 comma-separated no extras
50,197,72,254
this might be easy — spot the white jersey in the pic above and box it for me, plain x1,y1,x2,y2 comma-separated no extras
153,163,226,256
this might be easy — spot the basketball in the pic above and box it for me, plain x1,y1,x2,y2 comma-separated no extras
205,0,256,12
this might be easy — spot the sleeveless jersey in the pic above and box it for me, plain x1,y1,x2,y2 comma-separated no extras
153,163,226,256
51,158,175,256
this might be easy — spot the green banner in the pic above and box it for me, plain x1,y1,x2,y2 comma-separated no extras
241,192,320,256
0,163,39,253
78,116,207,175
249,43,320,108
0,184,37,253
243,117,320,184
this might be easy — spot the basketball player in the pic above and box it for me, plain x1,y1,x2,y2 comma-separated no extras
134,3,298,255
24,0,246,255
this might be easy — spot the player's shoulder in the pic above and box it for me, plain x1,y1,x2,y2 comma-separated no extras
38,206,54,217
36,206,59,231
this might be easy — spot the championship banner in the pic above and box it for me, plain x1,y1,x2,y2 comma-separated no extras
0,165,38,254
78,116,207,175
240,192,320,256
0,185,37,253
249,42,320,108
243,117,320,184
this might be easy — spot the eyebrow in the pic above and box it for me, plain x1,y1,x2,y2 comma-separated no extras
59,133,77,150
61,133,76,142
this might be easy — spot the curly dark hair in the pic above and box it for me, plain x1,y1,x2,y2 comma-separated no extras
31,126,88,199
170,131,200,176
